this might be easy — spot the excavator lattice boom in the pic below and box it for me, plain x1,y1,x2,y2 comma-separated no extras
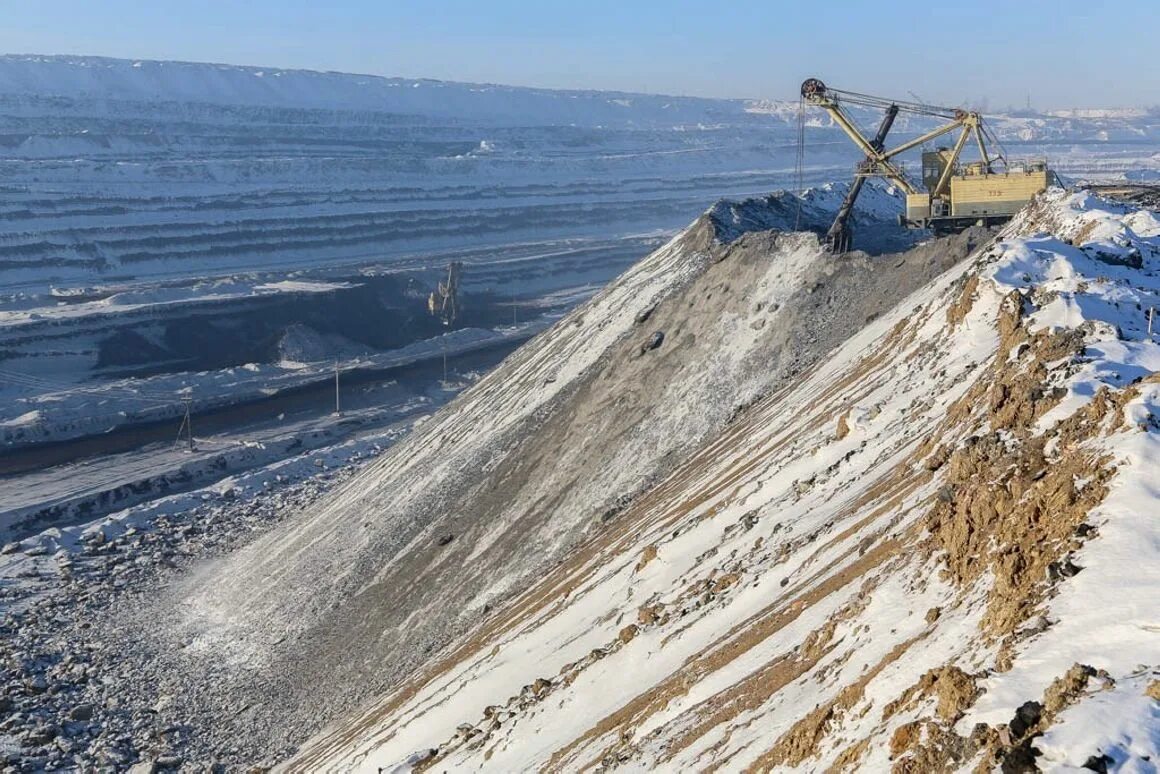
800,78,1050,252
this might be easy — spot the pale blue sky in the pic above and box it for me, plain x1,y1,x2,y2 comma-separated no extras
1,0,1154,108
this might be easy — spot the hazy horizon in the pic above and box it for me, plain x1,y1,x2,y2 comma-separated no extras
1,51,1155,116
1,0,1156,111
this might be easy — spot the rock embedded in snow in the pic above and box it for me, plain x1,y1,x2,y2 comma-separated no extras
639,330,665,353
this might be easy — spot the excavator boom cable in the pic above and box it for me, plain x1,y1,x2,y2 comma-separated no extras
818,86,961,119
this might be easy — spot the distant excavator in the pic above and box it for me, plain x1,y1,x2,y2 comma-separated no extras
799,78,1051,252
428,261,462,326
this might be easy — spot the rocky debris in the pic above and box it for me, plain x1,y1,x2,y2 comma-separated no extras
1082,753,1115,773
1086,243,1144,269
884,666,981,725
639,330,665,354
414,615,654,770
888,663,1113,774
835,410,852,440
702,187,906,246
0,452,372,770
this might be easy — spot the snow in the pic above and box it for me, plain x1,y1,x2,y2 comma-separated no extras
0,324,539,448
0,278,358,327
970,386,1160,751
944,190,1160,770
288,189,1160,772
1,53,1158,770
0,410,41,428
1037,673,1160,771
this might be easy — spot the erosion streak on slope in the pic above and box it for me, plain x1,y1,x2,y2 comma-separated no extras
291,227,996,771
571,538,909,773
274,201,983,770
548,447,941,768
746,634,927,771
290,190,1160,772
410,307,946,771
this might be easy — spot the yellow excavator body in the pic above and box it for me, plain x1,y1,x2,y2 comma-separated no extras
949,163,1050,217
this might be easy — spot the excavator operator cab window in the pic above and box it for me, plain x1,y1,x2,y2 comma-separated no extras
922,149,949,192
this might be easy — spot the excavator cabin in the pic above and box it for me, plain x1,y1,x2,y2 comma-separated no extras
800,78,1051,251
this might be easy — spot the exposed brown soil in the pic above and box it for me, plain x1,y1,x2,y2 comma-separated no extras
883,666,980,724
649,579,878,768
830,737,871,772
921,289,1119,643
946,274,980,328
635,544,658,572
745,637,924,771
835,410,852,440
546,538,904,772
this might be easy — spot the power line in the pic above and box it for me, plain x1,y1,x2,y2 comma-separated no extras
0,367,188,401
0,369,177,405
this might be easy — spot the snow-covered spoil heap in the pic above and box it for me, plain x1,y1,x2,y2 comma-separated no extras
287,189,1160,772
118,188,986,760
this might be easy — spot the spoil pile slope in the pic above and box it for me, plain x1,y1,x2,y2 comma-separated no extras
291,189,1160,772
144,189,977,757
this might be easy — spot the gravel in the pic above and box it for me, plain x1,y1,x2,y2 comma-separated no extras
0,457,371,772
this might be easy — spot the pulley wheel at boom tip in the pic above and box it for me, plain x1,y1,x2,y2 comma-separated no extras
801,78,826,100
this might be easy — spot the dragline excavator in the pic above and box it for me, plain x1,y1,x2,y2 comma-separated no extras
799,78,1051,252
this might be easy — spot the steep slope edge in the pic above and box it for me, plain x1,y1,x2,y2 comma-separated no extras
291,189,1160,772
111,187,978,760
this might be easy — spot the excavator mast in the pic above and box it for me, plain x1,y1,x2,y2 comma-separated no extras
799,78,1050,252
428,261,462,326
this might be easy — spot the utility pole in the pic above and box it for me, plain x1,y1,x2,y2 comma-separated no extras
177,396,194,452
334,360,342,416
1149,306,1155,337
